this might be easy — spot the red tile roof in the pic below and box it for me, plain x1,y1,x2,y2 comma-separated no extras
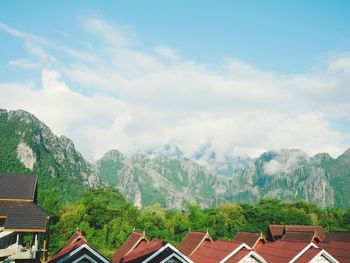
285,226,325,241
282,231,318,242
294,248,322,263
232,231,265,249
268,225,285,240
324,232,350,242
48,231,87,262
257,240,311,263
224,247,250,263
318,240,350,262
122,239,165,263
268,225,325,241
111,231,148,263
177,231,213,256
189,240,241,263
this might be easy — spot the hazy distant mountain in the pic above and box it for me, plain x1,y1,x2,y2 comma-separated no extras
97,146,350,209
1,109,349,210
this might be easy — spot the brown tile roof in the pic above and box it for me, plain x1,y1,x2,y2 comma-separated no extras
122,239,165,263
282,231,318,242
232,231,265,248
0,201,49,231
318,240,350,262
268,225,326,241
111,231,148,263
0,174,37,201
257,240,311,263
177,231,213,256
189,240,241,263
324,231,350,242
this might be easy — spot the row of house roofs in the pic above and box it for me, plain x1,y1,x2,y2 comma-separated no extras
48,226,350,263
1,174,350,263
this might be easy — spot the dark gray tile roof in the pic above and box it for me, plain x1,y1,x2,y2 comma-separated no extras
0,201,49,231
0,173,37,200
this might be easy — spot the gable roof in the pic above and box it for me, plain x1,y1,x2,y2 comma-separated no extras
318,240,350,262
143,243,193,263
121,239,165,263
294,248,339,263
111,231,148,263
282,231,319,242
267,225,325,241
256,240,316,263
285,226,325,241
225,249,267,263
47,231,109,263
0,174,37,201
177,231,213,256
48,231,87,262
324,231,350,242
0,201,49,232
232,231,265,249
189,240,243,263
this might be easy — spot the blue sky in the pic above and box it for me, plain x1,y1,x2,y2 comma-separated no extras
0,1,350,159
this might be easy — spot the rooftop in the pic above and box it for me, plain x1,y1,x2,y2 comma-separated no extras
257,240,312,263
232,231,265,248
177,231,213,256
111,231,148,263
189,240,242,263
122,239,165,263
0,174,37,201
318,240,350,262
324,231,350,242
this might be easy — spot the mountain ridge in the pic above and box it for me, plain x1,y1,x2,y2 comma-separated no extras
1,108,349,210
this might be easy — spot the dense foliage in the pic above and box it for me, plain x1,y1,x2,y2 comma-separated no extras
48,188,350,258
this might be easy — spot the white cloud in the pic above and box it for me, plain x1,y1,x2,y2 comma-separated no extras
154,46,179,61
0,19,350,161
8,58,40,69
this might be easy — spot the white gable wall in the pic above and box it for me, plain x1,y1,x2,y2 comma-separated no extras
239,255,260,263
309,254,333,263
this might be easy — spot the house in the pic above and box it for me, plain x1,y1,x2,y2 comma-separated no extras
141,243,193,263
111,231,149,263
120,239,165,263
177,230,213,256
267,225,325,242
189,240,267,263
112,231,192,263
232,232,266,250
318,234,350,263
0,173,50,262
47,230,110,263
256,240,338,263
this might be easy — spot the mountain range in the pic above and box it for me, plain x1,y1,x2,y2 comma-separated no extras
0,109,349,210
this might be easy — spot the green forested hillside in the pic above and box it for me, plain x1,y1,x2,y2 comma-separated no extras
0,109,100,214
